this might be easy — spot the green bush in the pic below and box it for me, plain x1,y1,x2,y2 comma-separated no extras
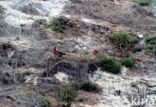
146,35,156,45
22,70,32,75
40,90,46,96
57,87,78,107
138,1,149,6
26,91,34,98
122,58,134,68
101,57,121,74
110,30,137,55
73,80,97,92
43,20,66,33
153,49,156,56
40,96,51,107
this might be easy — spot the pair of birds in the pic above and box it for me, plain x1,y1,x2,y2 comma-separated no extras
53,47,98,57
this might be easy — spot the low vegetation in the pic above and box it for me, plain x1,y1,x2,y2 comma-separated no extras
57,87,78,107
145,35,156,56
65,4,76,9
138,1,150,6
25,91,34,98
43,17,67,33
146,35,156,45
40,96,51,107
110,30,137,55
122,58,134,68
22,70,33,76
73,80,97,92
101,57,121,74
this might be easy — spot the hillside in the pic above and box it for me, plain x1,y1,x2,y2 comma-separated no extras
0,0,156,107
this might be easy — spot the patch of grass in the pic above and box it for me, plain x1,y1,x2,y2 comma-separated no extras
20,24,25,27
40,96,51,107
128,18,134,24
93,1,100,6
57,87,78,107
26,91,34,98
66,4,76,9
51,21,66,33
138,1,150,6
73,80,97,92
22,70,33,76
101,57,121,74
27,17,34,20
122,58,134,68
40,90,46,96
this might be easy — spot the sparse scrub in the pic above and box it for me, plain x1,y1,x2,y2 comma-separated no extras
40,90,46,96
40,96,51,107
57,87,78,107
66,4,76,9
122,58,134,68
101,57,121,74
22,70,32,75
26,91,34,98
128,18,134,24
73,80,97,92
43,17,66,33
110,30,138,55
146,35,156,45
27,17,34,20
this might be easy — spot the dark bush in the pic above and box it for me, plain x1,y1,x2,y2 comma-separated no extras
101,57,121,74
57,87,78,107
22,70,32,76
43,17,67,33
122,58,134,68
138,1,149,6
146,35,156,45
73,80,97,92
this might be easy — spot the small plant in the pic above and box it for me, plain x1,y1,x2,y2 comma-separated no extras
57,87,78,107
73,80,97,92
43,20,66,33
26,91,34,98
146,35,156,45
138,1,149,6
20,24,25,27
101,57,121,74
110,30,137,55
51,21,66,33
128,18,134,24
66,4,76,8
122,58,134,68
22,70,32,75
79,80,96,92
27,17,34,20
93,1,100,6
42,22,50,28
40,90,46,96
153,49,156,56
40,96,51,107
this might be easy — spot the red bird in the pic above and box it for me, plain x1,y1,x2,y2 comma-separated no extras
53,47,66,57
93,50,97,55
